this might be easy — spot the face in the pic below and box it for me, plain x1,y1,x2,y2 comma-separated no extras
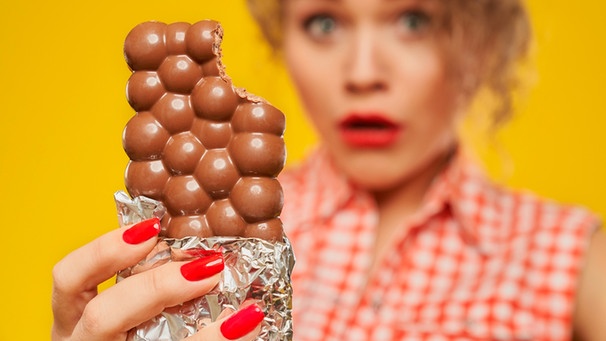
282,0,464,192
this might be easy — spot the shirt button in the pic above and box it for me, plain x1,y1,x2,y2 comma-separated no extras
372,295,381,311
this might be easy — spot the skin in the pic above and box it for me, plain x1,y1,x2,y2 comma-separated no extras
573,230,606,341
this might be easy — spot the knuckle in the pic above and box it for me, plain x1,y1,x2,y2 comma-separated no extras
88,237,107,266
78,300,106,336
143,267,168,301
141,263,190,308
52,260,72,294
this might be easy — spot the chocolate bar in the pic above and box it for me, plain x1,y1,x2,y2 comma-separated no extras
122,20,286,242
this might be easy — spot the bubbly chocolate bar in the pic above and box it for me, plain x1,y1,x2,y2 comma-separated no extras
122,20,286,242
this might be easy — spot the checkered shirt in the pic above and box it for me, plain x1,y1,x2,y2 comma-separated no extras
279,148,600,341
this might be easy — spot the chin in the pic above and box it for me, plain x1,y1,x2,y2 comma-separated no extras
329,148,403,187
342,165,404,191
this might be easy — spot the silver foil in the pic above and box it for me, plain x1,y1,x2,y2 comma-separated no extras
114,191,294,341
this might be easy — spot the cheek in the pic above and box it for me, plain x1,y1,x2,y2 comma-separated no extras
284,44,336,126
396,50,460,142
406,53,449,103
285,42,312,97
285,54,314,101
404,51,458,118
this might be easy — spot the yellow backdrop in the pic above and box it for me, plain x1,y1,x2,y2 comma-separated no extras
0,1,604,339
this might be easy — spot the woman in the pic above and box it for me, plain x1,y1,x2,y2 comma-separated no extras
52,0,606,340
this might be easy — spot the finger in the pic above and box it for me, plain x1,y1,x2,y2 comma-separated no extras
186,304,265,341
51,218,161,338
71,252,224,341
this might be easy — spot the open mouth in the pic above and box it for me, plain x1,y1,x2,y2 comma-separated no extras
338,114,402,148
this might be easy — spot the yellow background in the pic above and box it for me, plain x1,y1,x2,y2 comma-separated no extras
0,1,604,339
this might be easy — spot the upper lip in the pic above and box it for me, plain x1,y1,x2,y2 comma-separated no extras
338,113,400,129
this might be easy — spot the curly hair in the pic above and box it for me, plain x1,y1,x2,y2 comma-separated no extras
246,0,532,128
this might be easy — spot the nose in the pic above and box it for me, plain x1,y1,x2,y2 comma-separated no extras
344,28,386,94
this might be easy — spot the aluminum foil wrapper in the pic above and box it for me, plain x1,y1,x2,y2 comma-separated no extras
114,191,294,341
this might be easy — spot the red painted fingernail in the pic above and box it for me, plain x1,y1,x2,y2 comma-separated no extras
122,218,161,244
180,252,224,281
220,304,265,340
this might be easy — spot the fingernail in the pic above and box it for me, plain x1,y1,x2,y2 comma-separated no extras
220,304,265,340
180,252,224,281
122,218,161,244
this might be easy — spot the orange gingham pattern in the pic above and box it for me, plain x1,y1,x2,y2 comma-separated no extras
279,148,600,341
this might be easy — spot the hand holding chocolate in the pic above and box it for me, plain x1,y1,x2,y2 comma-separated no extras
122,20,286,242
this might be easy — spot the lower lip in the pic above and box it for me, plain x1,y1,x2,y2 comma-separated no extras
339,127,401,148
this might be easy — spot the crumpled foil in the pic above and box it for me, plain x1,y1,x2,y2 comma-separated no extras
114,191,294,341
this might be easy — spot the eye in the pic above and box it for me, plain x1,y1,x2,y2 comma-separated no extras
398,10,430,33
303,14,338,38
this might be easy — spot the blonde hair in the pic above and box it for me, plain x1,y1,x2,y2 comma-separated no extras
246,0,532,128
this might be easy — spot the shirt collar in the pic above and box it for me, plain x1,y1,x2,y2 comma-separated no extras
303,146,503,255
425,148,503,255
295,147,357,220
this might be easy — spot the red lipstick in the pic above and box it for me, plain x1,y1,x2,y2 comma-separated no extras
338,113,402,148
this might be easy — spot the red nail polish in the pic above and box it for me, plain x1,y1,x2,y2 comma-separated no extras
122,218,161,244
180,252,224,281
220,304,265,340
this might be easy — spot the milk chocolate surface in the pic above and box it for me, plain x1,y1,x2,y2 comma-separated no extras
123,20,285,242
